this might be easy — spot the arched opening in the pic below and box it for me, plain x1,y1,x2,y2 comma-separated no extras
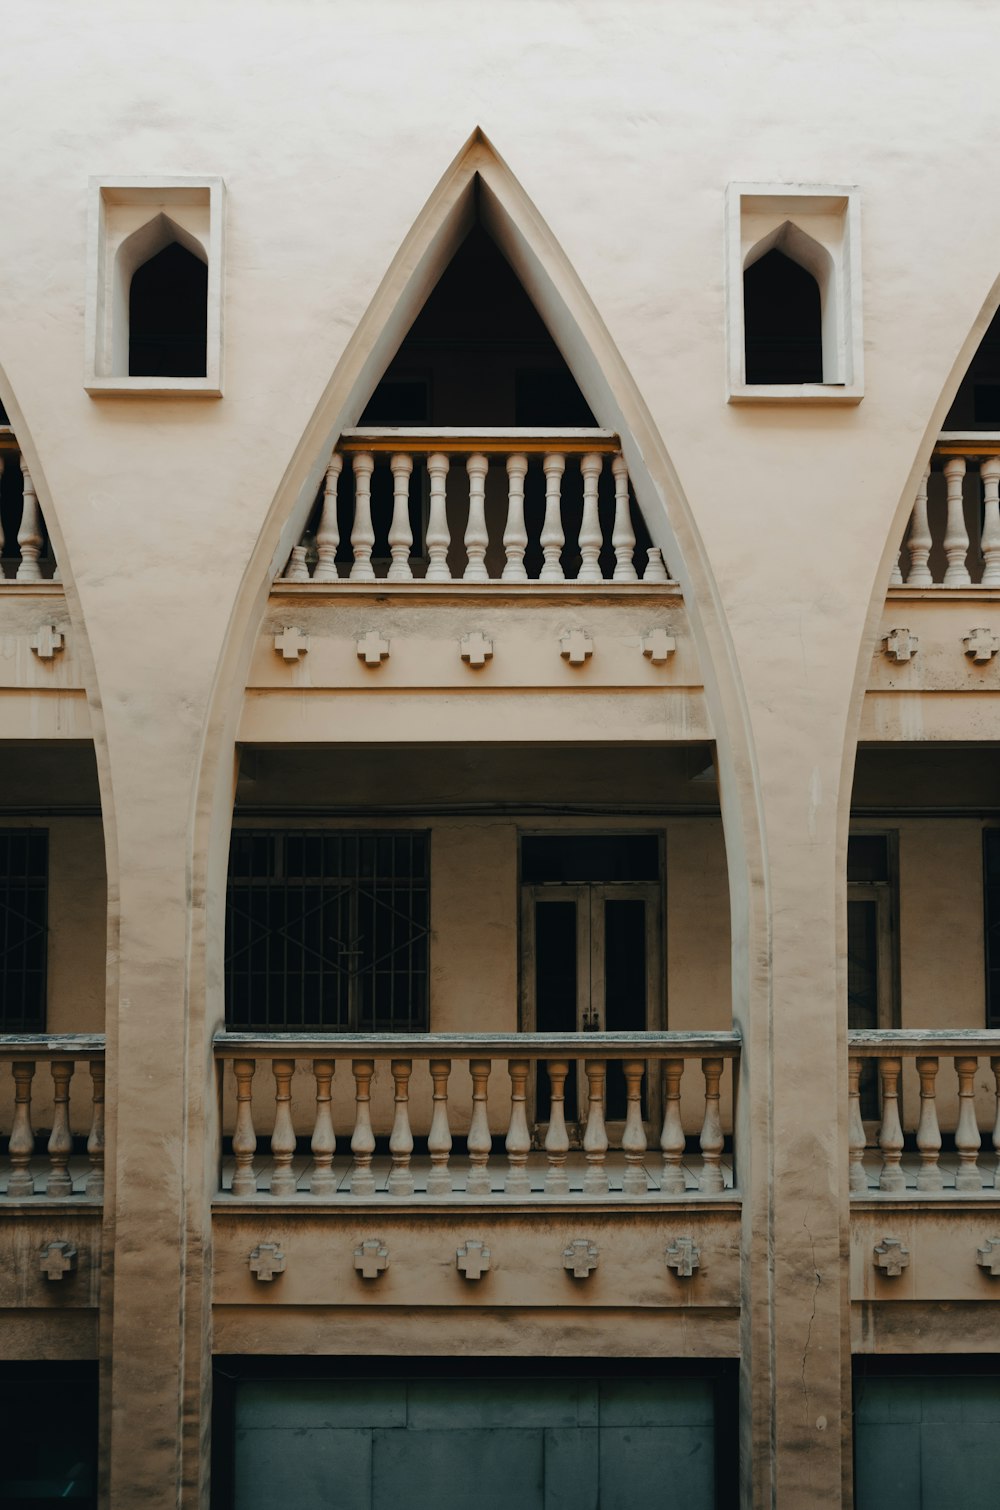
128,240,208,378
743,247,823,385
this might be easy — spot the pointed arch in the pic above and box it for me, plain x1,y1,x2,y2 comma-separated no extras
190,137,772,1482
744,222,833,384
113,213,208,377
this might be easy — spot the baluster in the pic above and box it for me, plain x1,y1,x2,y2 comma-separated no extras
643,547,669,583
387,1059,414,1196
86,1057,105,1199
914,1055,943,1191
889,546,903,587
621,1060,648,1194
282,544,310,581
387,453,414,581
350,452,376,581
269,1059,298,1197
8,1061,36,1197
350,1059,377,1196
981,457,1000,587
578,453,604,582
544,1060,570,1192
904,466,932,586
847,1055,868,1195
427,1058,453,1195
660,1057,687,1195
502,453,529,582
46,1059,74,1197
991,1056,1000,1190
230,1059,258,1197
540,453,566,582
309,1059,336,1197
313,453,342,582
611,455,638,582
877,1057,906,1192
464,453,489,581
943,456,971,587
582,1059,610,1194
425,451,451,581
16,460,42,582
467,1058,492,1195
698,1057,725,1194
954,1055,983,1190
505,1059,532,1194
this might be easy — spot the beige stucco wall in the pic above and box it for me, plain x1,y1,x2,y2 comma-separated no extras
2,3,1000,1504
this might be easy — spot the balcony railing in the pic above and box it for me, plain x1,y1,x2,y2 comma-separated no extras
893,438,1000,588
278,429,673,586
214,1031,740,1202
0,1035,105,1200
0,428,58,584
849,1030,1000,1195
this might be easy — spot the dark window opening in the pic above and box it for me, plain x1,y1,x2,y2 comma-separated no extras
744,248,823,385
0,829,47,1033
945,301,1000,427
984,829,1000,1027
225,830,429,1032
522,833,659,884
0,1362,98,1509
128,241,208,378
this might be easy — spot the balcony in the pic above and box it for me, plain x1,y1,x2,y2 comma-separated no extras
0,1035,105,1201
214,1031,740,1206
0,429,59,586
277,430,672,588
892,438,1000,590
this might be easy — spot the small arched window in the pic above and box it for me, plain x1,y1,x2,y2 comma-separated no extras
743,246,823,386
129,241,208,378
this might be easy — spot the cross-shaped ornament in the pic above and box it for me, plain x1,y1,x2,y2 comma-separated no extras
873,1237,909,1277
559,628,593,666
356,630,390,666
274,626,309,661
39,1240,77,1280
460,631,493,668
562,1237,600,1278
456,1239,491,1280
976,1237,1000,1276
641,628,676,664
665,1235,700,1278
882,628,918,663
964,627,1000,663
30,624,64,659
249,1243,286,1281
354,1238,389,1279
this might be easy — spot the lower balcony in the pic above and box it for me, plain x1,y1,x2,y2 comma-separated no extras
213,1031,740,1207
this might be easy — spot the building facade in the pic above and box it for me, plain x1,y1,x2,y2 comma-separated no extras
1,3,1000,1505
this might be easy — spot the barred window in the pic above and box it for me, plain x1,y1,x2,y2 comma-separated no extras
225,831,429,1032
0,829,47,1032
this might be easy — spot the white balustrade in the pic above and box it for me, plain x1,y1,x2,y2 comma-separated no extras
215,1031,739,1202
0,438,58,583
279,430,674,585
894,445,1000,588
848,1031,1000,1196
0,1037,105,1200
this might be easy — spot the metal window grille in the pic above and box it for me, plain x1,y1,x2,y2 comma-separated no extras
0,829,48,1032
225,830,429,1033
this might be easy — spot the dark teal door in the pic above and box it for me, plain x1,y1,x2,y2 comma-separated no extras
855,1373,1000,1508
233,1374,717,1510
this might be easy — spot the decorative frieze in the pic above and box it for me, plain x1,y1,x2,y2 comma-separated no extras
562,1238,599,1278
559,628,593,665
354,1238,389,1279
29,625,64,659
882,628,918,663
248,1243,286,1281
460,631,493,667
873,1237,909,1277
976,1238,1000,1277
456,1239,491,1279
356,630,390,666
963,627,1000,663
641,628,675,663
39,1240,77,1280
665,1236,700,1277
274,626,309,661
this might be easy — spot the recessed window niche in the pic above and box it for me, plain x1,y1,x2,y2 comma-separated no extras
726,184,862,403
85,177,224,396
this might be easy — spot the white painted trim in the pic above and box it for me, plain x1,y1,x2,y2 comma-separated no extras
725,182,863,404
84,175,225,397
